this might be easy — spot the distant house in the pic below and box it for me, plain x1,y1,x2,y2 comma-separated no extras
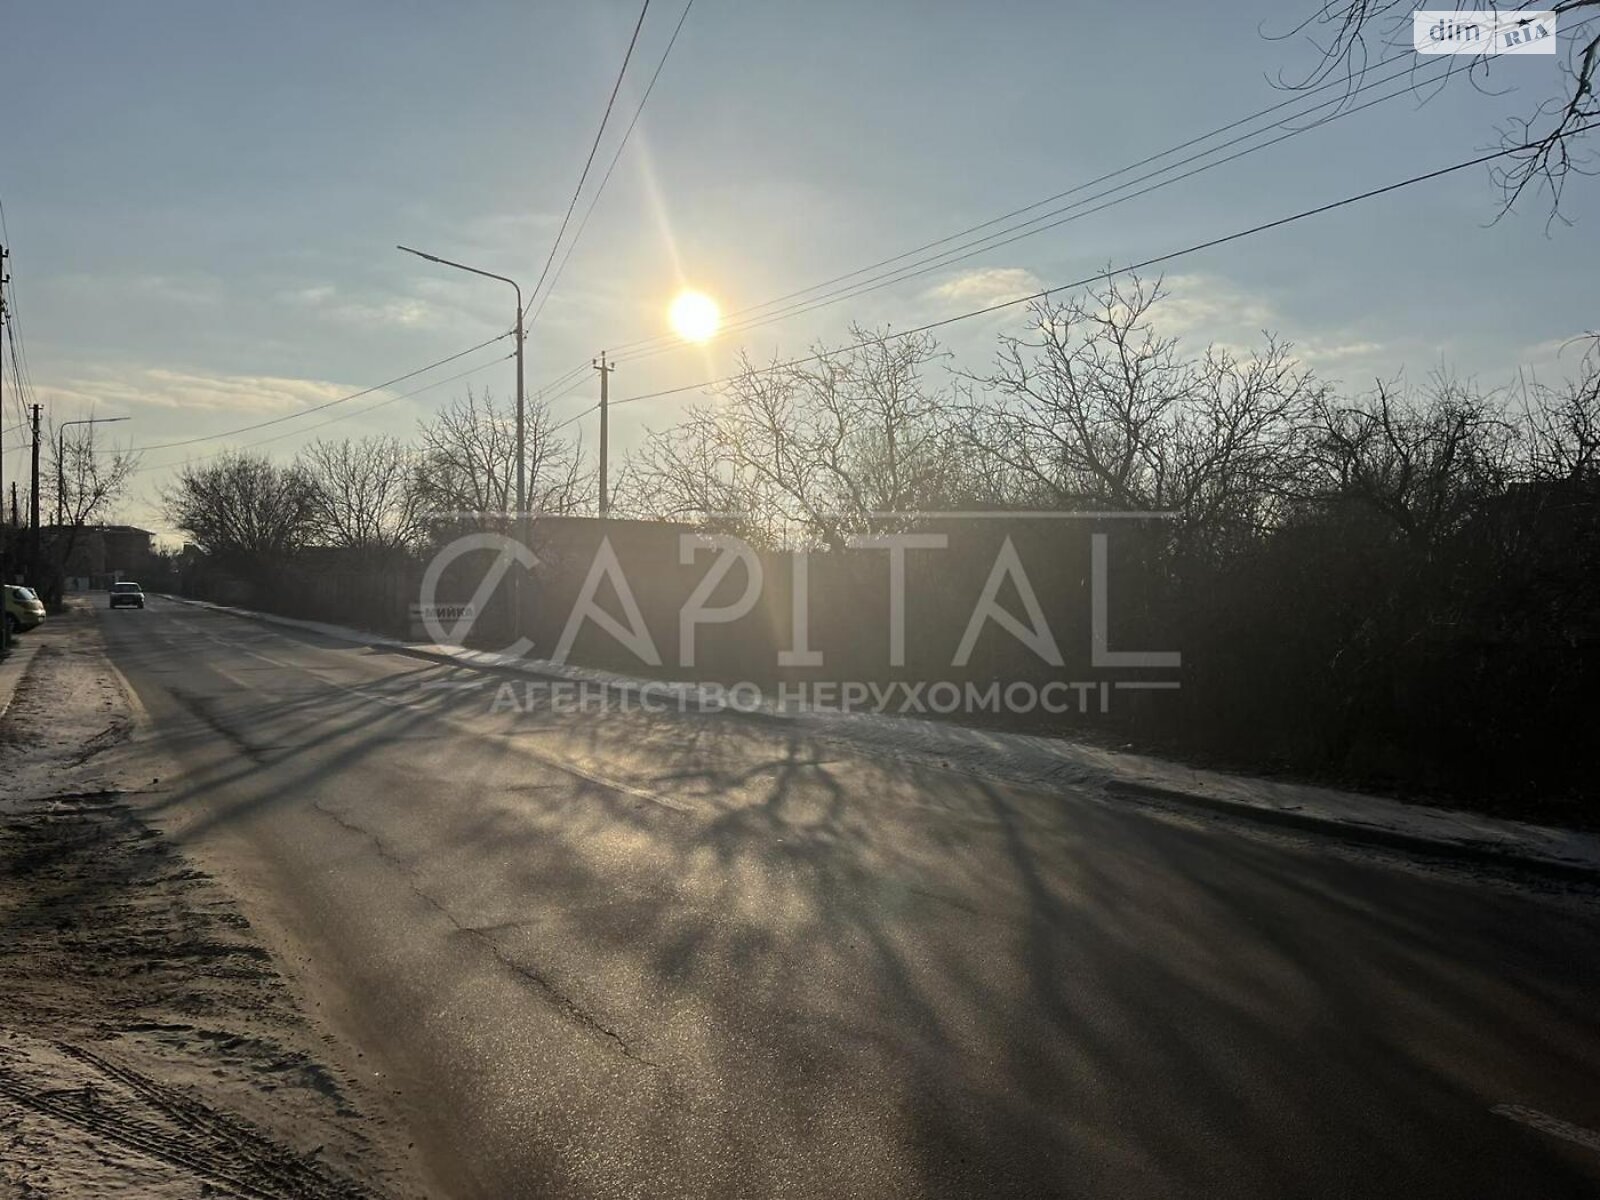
48,524,157,590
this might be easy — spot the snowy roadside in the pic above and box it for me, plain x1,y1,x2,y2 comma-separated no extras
159,594,1600,879
0,606,417,1199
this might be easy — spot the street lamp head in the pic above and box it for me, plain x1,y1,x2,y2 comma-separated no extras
397,244,446,267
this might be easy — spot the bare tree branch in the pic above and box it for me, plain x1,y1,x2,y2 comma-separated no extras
299,435,427,554
1272,1,1600,215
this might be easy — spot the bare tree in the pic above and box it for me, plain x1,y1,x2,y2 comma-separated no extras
1306,374,1518,547
299,435,425,554
162,453,317,567
611,414,773,545
414,387,589,524
965,275,1321,542
44,419,140,603
1521,336,1600,480
618,327,969,548
1270,1,1600,214
48,419,140,529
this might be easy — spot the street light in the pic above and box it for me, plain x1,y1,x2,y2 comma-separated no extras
58,416,131,527
397,245,526,530
397,244,528,641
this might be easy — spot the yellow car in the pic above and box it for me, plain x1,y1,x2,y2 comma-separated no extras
4,585,45,636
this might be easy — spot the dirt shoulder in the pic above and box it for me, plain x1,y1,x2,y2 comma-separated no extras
0,608,421,1199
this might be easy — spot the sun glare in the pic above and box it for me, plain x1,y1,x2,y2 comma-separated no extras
669,289,721,342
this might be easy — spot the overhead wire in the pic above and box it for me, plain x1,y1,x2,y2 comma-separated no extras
127,331,513,453
521,40,1439,401
526,45,1439,419
560,123,1599,425
0,195,41,421
529,18,1594,401
526,0,695,331
132,351,514,476
595,42,1441,367
606,39,1582,369
522,0,653,325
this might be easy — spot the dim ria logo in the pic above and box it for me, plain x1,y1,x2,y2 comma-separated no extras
1413,10,1557,54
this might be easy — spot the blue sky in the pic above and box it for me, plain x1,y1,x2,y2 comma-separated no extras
2,0,1595,538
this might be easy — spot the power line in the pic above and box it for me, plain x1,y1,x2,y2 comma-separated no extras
6,321,34,435
533,360,593,399
610,32,1600,370
0,194,517,466
575,123,1597,420
523,39,1445,399
0,197,40,423
549,401,592,436
632,53,1451,358
236,354,512,450
596,41,1444,367
526,0,695,330
128,331,512,452
133,352,513,476
522,0,653,325
528,44,1440,406
532,16,1593,395
543,372,595,409
546,377,601,434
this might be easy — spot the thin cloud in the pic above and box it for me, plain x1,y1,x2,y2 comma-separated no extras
1152,273,1277,340
927,266,1045,308
38,367,358,416
286,283,433,329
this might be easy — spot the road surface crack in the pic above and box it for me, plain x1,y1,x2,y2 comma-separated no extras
308,801,663,1072
310,802,412,873
465,938,665,1071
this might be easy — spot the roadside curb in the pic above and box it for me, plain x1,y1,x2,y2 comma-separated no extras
158,592,1600,882
1103,779,1600,883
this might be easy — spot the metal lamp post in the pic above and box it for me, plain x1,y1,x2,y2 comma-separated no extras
57,416,131,526
396,245,527,640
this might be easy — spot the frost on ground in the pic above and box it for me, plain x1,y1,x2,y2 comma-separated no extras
0,614,411,1199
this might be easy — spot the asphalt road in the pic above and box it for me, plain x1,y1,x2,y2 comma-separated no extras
97,596,1600,1199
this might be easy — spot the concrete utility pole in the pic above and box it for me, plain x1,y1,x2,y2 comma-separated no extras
594,352,613,517
0,244,8,650
29,403,40,585
515,306,525,532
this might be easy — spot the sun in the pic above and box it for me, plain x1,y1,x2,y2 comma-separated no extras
668,289,721,343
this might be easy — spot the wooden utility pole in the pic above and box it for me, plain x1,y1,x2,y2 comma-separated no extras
594,352,613,517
